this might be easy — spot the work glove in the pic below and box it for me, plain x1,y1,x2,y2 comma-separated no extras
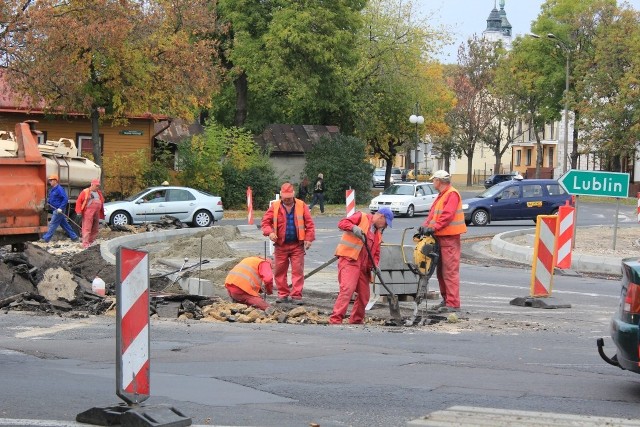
351,225,366,242
418,226,434,236
56,208,63,214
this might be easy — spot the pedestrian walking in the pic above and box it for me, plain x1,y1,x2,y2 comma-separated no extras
329,207,393,325
75,179,104,249
225,256,274,310
41,174,78,243
297,177,309,202
418,170,467,313
308,173,325,213
261,182,315,304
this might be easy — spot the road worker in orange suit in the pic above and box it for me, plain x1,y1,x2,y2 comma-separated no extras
329,207,393,325
75,179,104,249
261,182,315,304
418,170,467,313
225,256,274,310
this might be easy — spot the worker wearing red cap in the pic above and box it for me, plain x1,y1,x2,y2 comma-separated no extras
329,207,393,324
225,256,274,310
75,179,104,248
261,182,315,304
42,174,79,243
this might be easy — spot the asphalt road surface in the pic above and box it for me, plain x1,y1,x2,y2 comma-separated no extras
0,199,638,426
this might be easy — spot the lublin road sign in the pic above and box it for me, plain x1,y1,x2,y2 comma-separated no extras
558,170,629,198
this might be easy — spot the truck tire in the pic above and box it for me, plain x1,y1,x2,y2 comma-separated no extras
193,209,213,227
110,210,131,226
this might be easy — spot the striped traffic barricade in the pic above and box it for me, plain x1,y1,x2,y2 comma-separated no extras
346,189,355,217
510,215,571,309
77,247,190,426
555,201,575,270
247,186,254,225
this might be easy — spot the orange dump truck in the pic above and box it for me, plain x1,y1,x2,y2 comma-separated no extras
0,122,48,249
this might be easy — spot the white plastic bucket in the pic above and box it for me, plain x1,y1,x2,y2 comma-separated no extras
92,277,106,296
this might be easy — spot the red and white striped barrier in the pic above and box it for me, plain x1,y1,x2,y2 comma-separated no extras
346,189,355,217
116,247,150,404
247,187,254,225
555,202,575,269
637,192,639,223
530,215,558,297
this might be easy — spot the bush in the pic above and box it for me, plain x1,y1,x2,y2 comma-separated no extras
303,135,374,205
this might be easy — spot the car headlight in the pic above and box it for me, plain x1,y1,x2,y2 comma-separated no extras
462,203,469,210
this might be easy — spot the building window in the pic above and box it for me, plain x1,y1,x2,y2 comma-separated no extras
526,149,532,166
76,134,104,157
515,150,521,166
517,120,522,136
548,147,554,167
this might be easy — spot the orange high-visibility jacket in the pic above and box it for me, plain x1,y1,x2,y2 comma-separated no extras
426,186,467,236
335,214,381,261
75,188,105,219
225,257,268,297
263,199,316,244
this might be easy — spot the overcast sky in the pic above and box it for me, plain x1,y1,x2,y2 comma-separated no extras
423,0,640,63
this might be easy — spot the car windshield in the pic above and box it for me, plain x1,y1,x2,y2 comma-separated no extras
373,170,385,176
382,185,414,196
125,188,153,201
477,182,510,198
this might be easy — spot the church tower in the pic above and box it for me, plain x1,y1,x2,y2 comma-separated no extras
482,0,512,49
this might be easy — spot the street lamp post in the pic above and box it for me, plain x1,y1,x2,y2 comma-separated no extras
528,32,571,174
547,33,571,174
409,102,424,180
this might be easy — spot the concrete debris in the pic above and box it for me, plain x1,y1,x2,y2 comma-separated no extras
199,301,331,325
37,267,81,303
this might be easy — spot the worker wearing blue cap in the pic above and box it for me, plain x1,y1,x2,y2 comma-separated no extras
329,206,393,324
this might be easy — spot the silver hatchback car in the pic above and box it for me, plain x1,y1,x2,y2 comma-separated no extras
104,186,224,227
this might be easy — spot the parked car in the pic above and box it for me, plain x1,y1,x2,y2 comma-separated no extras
400,169,409,181
104,186,224,227
598,258,640,374
484,173,516,189
462,179,572,226
369,182,437,217
372,169,393,187
406,170,431,182
390,167,403,183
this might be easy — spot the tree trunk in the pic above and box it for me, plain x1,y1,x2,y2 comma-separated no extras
535,136,543,179
571,109,579,170
90,106,103,183
234,71,248,127
466,155,473,186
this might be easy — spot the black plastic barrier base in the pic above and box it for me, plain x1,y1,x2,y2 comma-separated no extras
510,296,571,309
76,403,191,426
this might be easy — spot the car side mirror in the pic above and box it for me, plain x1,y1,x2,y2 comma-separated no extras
135,199,144,204
494,196,502,202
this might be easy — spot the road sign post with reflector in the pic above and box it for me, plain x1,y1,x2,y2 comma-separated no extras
76,247,191,427
346,189,355,217
510,215,571,309
555,201,575,270
247,187,254,225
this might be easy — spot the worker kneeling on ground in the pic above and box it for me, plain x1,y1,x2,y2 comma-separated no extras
329,207,393,325
225,256,274,311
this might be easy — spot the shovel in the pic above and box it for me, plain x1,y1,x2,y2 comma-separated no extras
362,236,402,324
304,256,338,279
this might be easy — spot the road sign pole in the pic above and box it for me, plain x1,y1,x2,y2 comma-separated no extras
613,198,620,250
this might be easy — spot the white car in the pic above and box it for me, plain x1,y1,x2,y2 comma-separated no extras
104,186,224,227
369,183,437,217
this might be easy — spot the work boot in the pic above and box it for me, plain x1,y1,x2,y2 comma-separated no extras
275,297,290,304
290,298,304,305
438,306,460,314
428,300,445,310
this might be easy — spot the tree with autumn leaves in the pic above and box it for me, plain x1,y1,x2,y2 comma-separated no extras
1,0,220,171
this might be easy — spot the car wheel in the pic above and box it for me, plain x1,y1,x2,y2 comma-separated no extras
405,204,415,218
471,209,489,226
110,210,131,226
465,219,471,226
550,208,559,216
193,209,213,227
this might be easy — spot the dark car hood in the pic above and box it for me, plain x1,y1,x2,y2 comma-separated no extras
462,197,486,205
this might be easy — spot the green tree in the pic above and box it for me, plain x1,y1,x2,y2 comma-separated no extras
574,3,640,172
303,135,373,205
349,0,453,187
214,0,366,131
2,0,220,171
